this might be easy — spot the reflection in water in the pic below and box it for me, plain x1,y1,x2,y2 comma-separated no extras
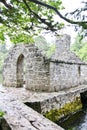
57,110,87,130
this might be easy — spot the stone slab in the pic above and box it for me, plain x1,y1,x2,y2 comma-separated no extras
0,84,87,130
0,85,64,130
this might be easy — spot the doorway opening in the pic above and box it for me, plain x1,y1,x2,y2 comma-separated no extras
17,54,26,87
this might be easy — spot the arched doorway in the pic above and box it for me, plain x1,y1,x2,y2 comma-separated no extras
17,54,26,87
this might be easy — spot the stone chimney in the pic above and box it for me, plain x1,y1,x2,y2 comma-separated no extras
54,34,71,56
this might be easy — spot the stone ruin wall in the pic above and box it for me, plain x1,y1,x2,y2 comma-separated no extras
49,35,87,91
50,63,87,91
3,35,87,92
80,65,87,84
50,63,80,91
3,44,50,91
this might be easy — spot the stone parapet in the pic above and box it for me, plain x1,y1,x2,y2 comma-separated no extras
0,85,87,129
0,85,64,130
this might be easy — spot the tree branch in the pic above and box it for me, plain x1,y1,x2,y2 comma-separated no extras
28,0,87,26
0,0,12,9
23,0,56,31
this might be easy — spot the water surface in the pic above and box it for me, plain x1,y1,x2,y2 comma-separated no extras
57,110,87,130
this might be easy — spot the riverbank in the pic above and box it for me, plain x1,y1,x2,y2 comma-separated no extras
57,109,87,130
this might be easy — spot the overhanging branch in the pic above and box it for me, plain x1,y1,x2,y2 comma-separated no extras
28,0,87,26
23,0,57,31
0,0,12,9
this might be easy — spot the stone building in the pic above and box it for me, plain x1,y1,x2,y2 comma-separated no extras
3,35,87,92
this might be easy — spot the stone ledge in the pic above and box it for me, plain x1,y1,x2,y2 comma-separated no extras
0,85,64,130
0,85,87,130
22,85,87,114
0,101,64,130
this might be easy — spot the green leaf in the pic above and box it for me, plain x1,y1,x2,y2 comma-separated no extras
0,111,4,117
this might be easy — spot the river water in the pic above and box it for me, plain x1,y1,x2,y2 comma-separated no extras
57,109,87,130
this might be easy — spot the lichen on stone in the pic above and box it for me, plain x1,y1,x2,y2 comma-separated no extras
44,97,82,122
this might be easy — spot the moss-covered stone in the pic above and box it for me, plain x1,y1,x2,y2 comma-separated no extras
44,97,82,122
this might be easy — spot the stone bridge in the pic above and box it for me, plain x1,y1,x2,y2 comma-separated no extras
1,84,87,130
0,85,64,130
1,34,87,130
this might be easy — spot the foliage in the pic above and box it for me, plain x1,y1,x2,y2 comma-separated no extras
0,0,87,43
71,33,87,62
0,0,64,43
0,111,4,117
35,35,55,58
78,44,87,62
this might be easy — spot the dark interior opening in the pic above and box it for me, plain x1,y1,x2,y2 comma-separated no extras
17,54,26,87
80,91,87,109
78,65,81,76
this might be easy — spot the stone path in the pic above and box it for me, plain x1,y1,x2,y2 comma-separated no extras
0,85,64,130
1,84,87,130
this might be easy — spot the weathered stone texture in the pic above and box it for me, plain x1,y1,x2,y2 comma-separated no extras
80,65,87,84
50,63,82,91
1,84,87,130
49,34,87,91
0,85,64,130
3,34,87,92
3,44,50,91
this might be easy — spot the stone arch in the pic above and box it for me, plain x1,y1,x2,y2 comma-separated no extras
16,54,26,87
3,44,50,91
